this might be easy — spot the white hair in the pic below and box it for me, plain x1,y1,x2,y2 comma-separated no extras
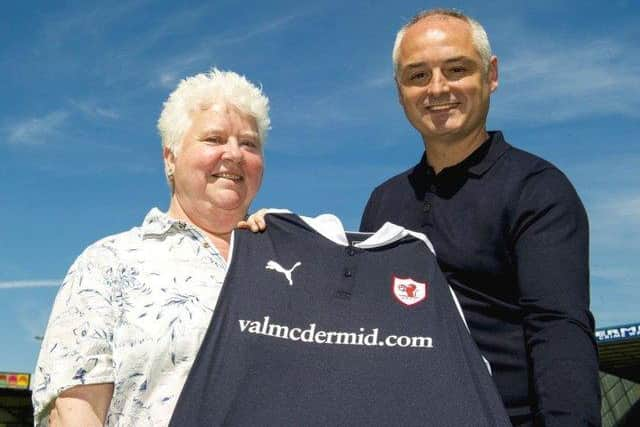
158,68,270,156
392,9,492,76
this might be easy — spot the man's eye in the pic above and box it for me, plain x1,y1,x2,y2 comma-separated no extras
446,65,470,76
410,72,426,81
205,137,222,144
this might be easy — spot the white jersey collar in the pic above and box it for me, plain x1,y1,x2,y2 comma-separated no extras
261,210,435,255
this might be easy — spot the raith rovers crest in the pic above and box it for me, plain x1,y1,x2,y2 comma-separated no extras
392,276,428,306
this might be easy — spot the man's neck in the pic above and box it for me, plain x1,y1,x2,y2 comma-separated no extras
423,128,489,174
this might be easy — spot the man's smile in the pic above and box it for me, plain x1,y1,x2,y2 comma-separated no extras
424,102,460,112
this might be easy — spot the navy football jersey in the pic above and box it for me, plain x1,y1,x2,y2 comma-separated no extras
170,213,509,426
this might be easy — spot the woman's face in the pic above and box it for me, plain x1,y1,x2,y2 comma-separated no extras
166,103,264,225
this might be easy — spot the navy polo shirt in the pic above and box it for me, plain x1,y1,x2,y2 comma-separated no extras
360,131,601,426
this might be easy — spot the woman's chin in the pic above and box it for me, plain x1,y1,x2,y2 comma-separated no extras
210,198,247,216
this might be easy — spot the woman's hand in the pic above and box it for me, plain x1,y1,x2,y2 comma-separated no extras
237,208,270,232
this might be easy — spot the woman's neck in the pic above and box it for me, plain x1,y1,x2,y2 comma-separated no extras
167,197,238,260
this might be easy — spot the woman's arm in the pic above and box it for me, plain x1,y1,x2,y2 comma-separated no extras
49,383,114,427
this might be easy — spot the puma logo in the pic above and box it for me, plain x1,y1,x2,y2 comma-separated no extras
265,260,302,286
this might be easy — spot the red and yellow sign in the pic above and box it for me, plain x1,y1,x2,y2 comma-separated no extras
0,372,31,389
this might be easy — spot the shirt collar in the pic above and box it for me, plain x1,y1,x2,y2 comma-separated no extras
418,130,510,178
466,131,510,177
297,213,435,254
141,207,185,237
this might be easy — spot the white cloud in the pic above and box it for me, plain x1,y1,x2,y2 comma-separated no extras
112,4,210,60
70,100,119,120
492,34,640,124
364,73,393,88
0,280,61,290
592,266,634,283
150,50,210,89
157,72,179,89
6,111,69,145
597,194,640,221
587,190,640,247
148,7,319,89
591,265,638,327
587,192,640,326
212,12,306,46
557,154,640,326
610,197,640,221
40,0,152,48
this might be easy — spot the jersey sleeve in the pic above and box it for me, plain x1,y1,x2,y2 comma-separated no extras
32,244,117,426
511,167,600,425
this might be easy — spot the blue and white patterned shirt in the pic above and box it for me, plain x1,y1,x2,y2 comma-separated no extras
32,208,228,426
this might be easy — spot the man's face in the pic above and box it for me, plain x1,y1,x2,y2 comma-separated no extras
395,16,498,143
165,104,264,222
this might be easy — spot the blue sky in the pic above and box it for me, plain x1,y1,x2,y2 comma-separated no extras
1,0,639,373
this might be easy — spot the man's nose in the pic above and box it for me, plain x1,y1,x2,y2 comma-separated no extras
428,70,449,96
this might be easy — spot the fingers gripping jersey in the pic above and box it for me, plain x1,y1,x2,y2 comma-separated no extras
170,214,510,426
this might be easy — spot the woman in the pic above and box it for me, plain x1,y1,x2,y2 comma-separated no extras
32,69,270,426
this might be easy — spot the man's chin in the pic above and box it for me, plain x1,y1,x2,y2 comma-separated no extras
422,125,464,139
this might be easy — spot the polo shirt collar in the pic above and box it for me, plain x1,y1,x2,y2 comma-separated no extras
419,130,510,178
467,131,510,176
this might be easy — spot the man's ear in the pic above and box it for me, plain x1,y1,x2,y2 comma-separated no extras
488,55,499,93
395,78,405,107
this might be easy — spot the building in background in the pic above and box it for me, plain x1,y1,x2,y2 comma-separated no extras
0,372,32,426
598,322,640,426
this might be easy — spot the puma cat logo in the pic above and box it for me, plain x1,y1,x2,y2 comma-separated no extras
265,260,302,286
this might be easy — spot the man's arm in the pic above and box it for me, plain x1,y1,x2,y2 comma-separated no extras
50,383,114,427
513,168,600,426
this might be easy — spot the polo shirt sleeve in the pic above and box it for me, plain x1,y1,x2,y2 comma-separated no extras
32,244,116,426
511,167,600,426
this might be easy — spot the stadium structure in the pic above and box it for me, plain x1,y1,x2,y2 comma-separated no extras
0,372,32,426
597,322,640,426
2,323,639,426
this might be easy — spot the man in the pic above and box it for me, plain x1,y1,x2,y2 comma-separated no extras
360,9,601,426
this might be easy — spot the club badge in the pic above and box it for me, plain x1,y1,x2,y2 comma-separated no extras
392,276,428,307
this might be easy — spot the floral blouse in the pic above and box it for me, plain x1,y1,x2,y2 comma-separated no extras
32,208,228,426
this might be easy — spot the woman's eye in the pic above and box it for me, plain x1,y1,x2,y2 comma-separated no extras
241,140,258,148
